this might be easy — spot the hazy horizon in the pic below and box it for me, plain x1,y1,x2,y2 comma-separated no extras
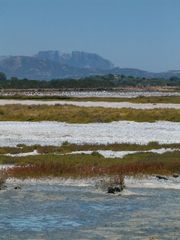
1,0,180,72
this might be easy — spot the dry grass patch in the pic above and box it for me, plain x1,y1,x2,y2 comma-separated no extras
0,104,180,122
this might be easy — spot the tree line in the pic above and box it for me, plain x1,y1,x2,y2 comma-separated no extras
0,72,180,89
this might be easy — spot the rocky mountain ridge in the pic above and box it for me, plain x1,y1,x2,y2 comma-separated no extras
0,51,179,80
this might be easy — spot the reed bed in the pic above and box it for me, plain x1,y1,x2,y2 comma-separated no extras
4,151,180,178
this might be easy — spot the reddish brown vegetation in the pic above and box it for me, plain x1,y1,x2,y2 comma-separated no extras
7,160,179,179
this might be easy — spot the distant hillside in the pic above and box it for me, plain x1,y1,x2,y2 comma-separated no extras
0,56,100,80
0,51,180,80
110,67,154,78
36,50,114,70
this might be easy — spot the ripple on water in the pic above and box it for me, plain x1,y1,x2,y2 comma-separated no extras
0,181,179,239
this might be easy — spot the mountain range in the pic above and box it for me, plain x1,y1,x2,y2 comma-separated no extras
0,51,179,80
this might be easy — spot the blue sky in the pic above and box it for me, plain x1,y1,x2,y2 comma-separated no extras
0,0,180,72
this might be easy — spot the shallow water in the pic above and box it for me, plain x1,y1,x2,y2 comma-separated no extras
0,121,180,146
0,181,179,240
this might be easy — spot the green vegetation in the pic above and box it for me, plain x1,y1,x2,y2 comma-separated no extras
0,104,179,122
0,73,180,89
0,142,180,155
1,142,179,178
2,151,180,178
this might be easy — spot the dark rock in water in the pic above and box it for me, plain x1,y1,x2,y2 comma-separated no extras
108,187,115,194
173,173,179,178
99,175,125,194
156,175,168,180
14,186,21,190
108,186,124,194
114,187,121,192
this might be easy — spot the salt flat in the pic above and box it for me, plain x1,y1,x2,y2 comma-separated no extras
2,90,180,98
1,99,180,109
0,121,179,146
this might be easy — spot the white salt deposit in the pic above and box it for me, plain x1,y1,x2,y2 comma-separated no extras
5,150,39,157
0,165,14,170
1,99,180,109
0,121,179,147
68,148,180,158
6,176,180,190
6,177,96,187
125,176,180,190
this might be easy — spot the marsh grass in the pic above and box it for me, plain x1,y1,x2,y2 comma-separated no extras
54,141,180,153
1,142,180,155
0,105,180,122
4,151,180,178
